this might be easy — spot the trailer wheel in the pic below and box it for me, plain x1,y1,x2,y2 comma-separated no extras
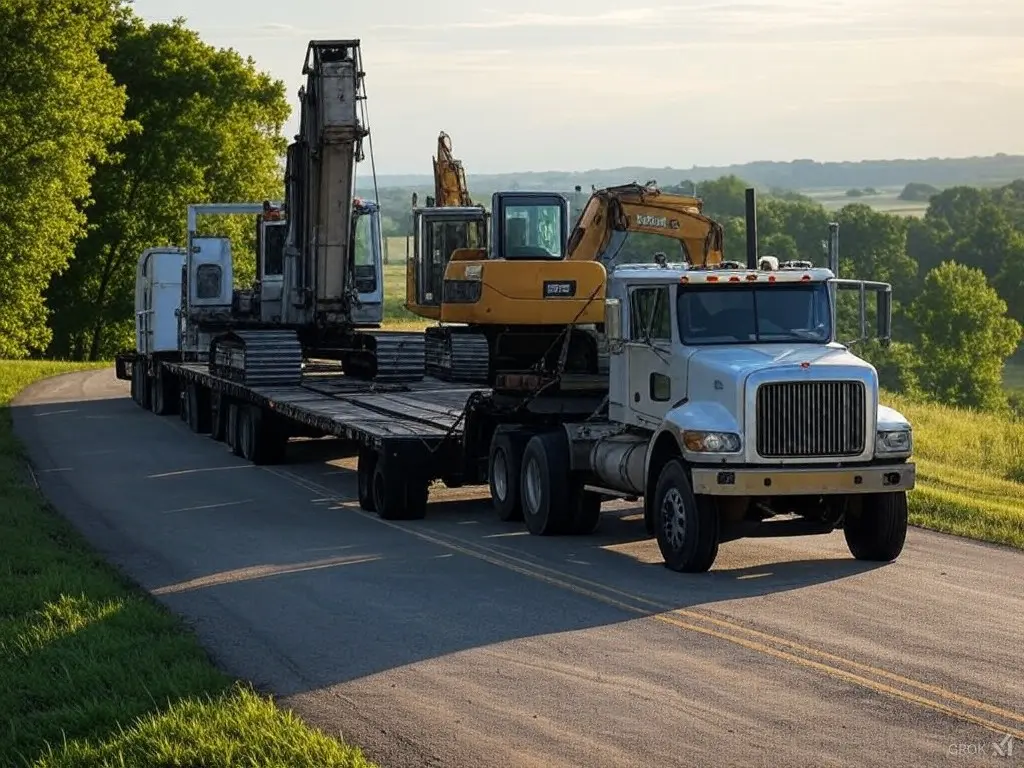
371,458,428,521
227,403,243,456
520,431,574,536
183,382,210,434
209,390,227,441
653,459,719,573
150,371,178,416
237,405,287,465
357,449,377,512
843,491,908,562
489,428,530,522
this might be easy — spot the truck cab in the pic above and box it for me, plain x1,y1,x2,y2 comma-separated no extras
487,255,916,574
600,259,915,570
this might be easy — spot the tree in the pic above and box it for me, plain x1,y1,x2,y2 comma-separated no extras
46,16,289,360
907,262,1021,411
898,182,939,202
0,0,128,358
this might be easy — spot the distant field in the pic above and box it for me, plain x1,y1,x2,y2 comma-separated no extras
800,186,929,218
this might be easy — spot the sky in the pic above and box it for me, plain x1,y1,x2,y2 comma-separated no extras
129,0,1024,176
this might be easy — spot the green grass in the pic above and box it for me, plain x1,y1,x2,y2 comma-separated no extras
883,390,1024,549
0,360,374,767
381,258,432,330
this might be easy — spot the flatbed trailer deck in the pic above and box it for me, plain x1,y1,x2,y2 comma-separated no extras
168,361,482,449
119,350,508,520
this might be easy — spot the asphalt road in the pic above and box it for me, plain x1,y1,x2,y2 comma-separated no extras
13,368,1024,767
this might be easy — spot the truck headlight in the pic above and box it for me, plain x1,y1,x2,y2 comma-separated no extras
876,429,912,455
683,430,741,453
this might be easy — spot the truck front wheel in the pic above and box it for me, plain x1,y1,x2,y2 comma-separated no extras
653,459,719,573
843,491,908,562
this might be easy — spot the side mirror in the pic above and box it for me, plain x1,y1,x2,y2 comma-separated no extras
604,298,624,352
877,287,892,346
831,278,893,347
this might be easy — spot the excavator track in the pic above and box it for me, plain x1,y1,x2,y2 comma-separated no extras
425,326,490,383
209,330,304,387
364,331,426,383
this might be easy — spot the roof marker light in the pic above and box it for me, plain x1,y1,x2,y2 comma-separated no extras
746,273,758,281
706,275,718,282
801,273,811,281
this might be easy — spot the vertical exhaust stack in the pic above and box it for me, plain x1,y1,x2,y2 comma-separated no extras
745,187,758,269
827,222,840,275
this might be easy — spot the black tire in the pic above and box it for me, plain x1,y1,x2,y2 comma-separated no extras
357,449,377,512
489,428,530,522
519,431,574,536
238,405,256,460
134,362,151,411
185,383,208,433
371,458,428,521
653,459,719,573
237,405,287,465
209,390,226,441
227,403,243,456
569,490,603,535
844,491,908,562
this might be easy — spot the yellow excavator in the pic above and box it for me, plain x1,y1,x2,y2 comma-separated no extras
405,132,725,384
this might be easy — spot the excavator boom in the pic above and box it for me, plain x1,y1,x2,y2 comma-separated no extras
567,182,723,267
432,132,472,207
284,40,371,320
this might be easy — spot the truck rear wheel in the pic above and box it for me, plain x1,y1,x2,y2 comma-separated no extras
489,428,530,522
520,431,574,536
843,491,908,562
653,459,719,573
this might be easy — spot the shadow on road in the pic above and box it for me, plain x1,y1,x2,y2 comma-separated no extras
12,391,889,701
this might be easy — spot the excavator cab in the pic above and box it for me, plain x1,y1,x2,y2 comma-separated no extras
406,205,488,319
491,192,569,261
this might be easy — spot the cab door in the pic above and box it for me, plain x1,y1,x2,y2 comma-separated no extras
624,284,677,426
407,206,488,317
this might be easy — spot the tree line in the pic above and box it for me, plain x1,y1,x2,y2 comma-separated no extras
1,1,287,362
3,2,1021,417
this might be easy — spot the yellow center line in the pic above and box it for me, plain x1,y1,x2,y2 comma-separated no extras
265,466,1024,738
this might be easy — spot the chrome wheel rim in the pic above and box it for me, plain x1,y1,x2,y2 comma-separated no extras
493,449,508,501
661,487,687,550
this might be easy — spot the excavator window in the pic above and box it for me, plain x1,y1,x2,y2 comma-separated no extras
494,194,568,260
351,212,378,294
260,222,286,277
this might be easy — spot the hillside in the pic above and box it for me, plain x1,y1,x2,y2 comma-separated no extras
360,153,1024,193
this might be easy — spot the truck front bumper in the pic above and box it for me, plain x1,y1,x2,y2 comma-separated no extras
691,462,916,496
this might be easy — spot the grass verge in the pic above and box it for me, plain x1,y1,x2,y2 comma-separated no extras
0,360,374,768
882,390,1024,549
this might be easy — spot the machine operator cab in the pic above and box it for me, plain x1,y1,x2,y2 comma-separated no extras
406,191,570,317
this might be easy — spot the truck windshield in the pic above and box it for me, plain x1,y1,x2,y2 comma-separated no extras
677,283,832,344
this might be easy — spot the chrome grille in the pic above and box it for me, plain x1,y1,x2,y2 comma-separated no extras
756,380,866,458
